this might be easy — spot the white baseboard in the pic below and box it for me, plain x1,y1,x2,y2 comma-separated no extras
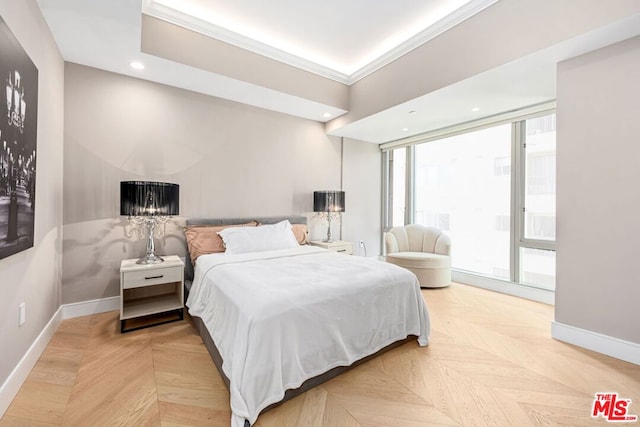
0,307,63,418
62,296,120,319
0,296,121,419
452,270,555,305
552,321,640,365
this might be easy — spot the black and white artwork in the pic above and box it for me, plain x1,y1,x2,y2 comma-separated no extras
0,16,38,260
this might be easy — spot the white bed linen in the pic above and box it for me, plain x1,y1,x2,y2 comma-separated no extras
186,246,430,427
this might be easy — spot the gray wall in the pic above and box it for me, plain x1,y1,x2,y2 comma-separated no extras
342,138,381,257
556,35,640,343
141,15,349,112
0,0,64,386
62,63,380,304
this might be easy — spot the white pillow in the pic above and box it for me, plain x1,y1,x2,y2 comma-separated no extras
218,220,300,254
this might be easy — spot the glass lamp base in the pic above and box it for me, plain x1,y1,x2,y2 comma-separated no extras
136,253,165,264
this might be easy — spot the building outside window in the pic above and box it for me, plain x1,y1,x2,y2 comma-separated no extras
390,147,406,227
414,124,511,280
520,114,556,288
495,215,510,232
494,156,510,176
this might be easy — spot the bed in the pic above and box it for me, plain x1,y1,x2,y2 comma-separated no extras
184,216,430,427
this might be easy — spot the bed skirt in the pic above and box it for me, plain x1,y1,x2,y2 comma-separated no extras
191,315,415,424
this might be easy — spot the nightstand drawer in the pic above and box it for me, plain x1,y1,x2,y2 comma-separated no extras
123,266,182,289
331,243,353,254
309,240,354,255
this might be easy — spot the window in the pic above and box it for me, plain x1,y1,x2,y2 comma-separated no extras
422,212,450,231
495,215,510,231
414,124,511,280
494,156,510,176
527,154,555,195
383,110,556,292
520,248,555,290
523,115,556,242
390,147,406,227
526,213,555,240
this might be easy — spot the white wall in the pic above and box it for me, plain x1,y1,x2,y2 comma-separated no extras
62,63,380,304
0,0,64,394
556,35,640,344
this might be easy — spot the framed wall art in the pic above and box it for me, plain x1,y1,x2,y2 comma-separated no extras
0,15,38,260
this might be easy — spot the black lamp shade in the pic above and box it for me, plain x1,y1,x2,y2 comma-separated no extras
313,190,345,213
120,181,179,217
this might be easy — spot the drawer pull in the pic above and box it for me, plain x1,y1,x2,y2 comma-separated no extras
145,275,164,280
337,249,346,252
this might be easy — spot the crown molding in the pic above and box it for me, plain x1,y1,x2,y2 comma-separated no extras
142,0,500,85
141,0,350,83
347,0,500,84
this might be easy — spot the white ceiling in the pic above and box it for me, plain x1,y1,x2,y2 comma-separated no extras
36,0,640,144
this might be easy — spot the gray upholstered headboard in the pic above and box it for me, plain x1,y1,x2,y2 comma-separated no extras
184,215,308,284
186,215,307,227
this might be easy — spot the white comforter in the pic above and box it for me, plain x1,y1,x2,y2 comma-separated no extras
186,246,430,427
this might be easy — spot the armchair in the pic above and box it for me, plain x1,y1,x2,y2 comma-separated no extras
384,224,451,288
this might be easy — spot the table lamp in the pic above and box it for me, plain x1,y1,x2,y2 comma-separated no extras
120,181,179,264
313,190,345,243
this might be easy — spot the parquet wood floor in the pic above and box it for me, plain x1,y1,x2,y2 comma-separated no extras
1,283,639,426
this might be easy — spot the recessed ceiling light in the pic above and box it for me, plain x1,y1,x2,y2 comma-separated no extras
322,112,332,119
471,106,480,112
130,61,145,70
402,127,409,132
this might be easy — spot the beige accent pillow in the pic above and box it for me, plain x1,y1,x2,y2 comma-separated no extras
184,221,258,265
291,223,308,245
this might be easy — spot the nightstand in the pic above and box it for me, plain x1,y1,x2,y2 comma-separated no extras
120,255,184,333
310,240,353,254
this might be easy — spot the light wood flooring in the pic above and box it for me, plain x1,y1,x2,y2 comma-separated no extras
1,283,639,426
